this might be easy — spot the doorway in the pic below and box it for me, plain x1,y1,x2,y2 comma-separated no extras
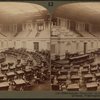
84,42,87,54
34,42,39,51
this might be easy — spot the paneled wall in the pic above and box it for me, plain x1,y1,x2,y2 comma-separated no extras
51,38,100,59
0,38,50,52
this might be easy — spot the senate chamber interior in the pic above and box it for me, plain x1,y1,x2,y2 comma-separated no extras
1,1,100,92
51,3,100,91
0,2,50,91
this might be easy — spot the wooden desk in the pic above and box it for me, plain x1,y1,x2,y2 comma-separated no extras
67,84,79,91
1,63,7,67
24,69,32,74
95,73,100,80
9,66,16,70
16,64,21,68
0,74,5,80
0,57,5,63
70,69,78,75
6,72,15,79
0,82,9,90
83,74,93,82
71,75,80,83
73,65,80,69
90,67,98,73
90,63,97,68
63,65,70,70
16,64,22,70
81,68,89,74
86,82,98,91
55,66,62,69
60,70,68,75
1,67,8,71
8,62,14,66
57,75,67,82
14,79,26,86
83,65,89,69
16,70,24,75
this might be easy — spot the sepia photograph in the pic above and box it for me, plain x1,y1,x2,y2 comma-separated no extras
0,2,50,91
2,0,100,99
51,2,100,91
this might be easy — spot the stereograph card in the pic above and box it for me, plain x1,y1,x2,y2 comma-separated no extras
0,0,99,99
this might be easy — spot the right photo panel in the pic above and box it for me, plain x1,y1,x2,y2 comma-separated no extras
51,2,100,91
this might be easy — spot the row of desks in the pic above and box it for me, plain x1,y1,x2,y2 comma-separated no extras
0,79,27,90
0,65,32,71
0,69,32,80
53,72,100,84
52,68,100,76
52,82,98,91
52,63,100,76
52,63,99,71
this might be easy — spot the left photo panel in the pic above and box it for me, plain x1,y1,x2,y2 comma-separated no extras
0,2,50,91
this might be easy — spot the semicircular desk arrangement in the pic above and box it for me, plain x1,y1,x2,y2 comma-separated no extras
0,1,99,92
